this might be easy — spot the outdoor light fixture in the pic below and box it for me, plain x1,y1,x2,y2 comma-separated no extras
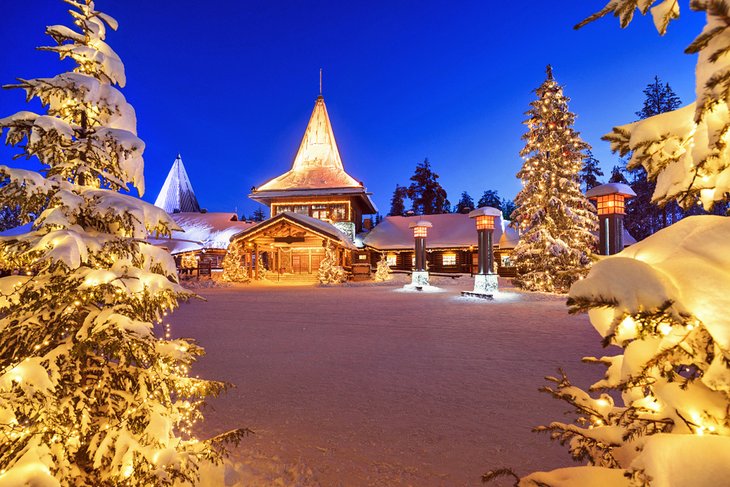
462,207,501,299
408,220,432,289
586,183,636,255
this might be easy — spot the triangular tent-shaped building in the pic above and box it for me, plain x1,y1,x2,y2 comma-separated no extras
154,154,201,213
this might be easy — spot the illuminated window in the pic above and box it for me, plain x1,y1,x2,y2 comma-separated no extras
442,253,456,266
411,255,416,266
387,253,396,266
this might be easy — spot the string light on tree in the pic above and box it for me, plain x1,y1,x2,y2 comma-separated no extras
511,65,597,294
0,2,246,484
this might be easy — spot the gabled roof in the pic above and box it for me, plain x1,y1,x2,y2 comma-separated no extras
231,211,356,250
362,213,518,251
148,212,255,254
254,96,364,192
154,154,201,213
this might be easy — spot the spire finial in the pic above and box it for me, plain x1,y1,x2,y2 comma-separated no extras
546,64,553,80
319,68,323,97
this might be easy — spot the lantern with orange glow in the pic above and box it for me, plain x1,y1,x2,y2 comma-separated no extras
463,207,502,299
586,183,636,255
408,220,433,285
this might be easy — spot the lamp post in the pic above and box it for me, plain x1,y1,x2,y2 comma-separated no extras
408,220,432,289
462,207,501,299
585,183,636,255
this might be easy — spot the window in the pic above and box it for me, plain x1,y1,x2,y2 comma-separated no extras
386,254,396,267
442,253,456,266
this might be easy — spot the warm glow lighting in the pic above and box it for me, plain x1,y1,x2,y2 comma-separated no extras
595,194,626,215
413,226,428,238
475,215,495,230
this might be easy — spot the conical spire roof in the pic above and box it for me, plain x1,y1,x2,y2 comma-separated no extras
256,96,362,191
154,154,201,213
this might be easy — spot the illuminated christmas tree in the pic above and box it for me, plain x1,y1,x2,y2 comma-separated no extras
318,243,345,284
511,66,597,293
374,253,391,282
0,1,243,484
222,242,249,282
180,252,198,271
486,2,730,485
256,253,267,280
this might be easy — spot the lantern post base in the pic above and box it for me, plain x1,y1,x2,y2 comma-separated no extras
461,273,498,299
411,271,429,289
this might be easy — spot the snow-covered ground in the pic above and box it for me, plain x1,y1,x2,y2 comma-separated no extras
170,275,606,486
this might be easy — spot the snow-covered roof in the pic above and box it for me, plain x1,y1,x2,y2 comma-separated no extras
585,183,636,198
153,154,201,213
150,212,254,254
363,213,517,251
231,211,357,250
254,96,363,192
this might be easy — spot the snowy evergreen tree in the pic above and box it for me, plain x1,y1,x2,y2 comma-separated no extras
407,158,450,215
625,76,683,240
373,253,391,282
251,207,266,222
0,2,243,485
318,243,345,284
490,2,730,485
608,164,629,184
255,253,267,280
388,184,407,216
579,150,604,191
454,191,474,213
477,190,502,210
501,198,517,220
635,75,682,120
511,65,597,293
222,242,249,282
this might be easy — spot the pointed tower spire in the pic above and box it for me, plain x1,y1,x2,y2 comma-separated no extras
256,95,361,190
154,154,202,213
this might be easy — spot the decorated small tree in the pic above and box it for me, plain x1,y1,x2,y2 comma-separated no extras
255,252,267,280
0,1,243,485
318,242,345,284
485,2,730,485
180,252,198,272
374,253,391,282
511,66,598,293
221,242,248,282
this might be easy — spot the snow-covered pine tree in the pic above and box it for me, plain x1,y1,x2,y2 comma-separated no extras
222,242,249,282
487,2,730,485
251,207,266,222
501,198,516,220
511,65,597,293
608,164,629,184
579,149,604,191
407,158,450,215
255,253,267,280
454,191,475,214
180,252,198,271
625,76,683,240
318,243,345,284
0,2,243,485
388,184,407,216
373,253,391,282
477,190,502,210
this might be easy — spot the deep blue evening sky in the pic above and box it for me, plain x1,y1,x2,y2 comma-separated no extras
1,1,705,217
